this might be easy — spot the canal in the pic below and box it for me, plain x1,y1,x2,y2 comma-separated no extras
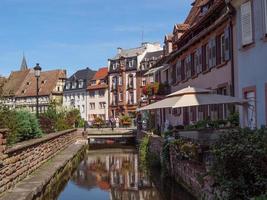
40,146,196,200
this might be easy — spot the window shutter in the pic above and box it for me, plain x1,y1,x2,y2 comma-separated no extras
241,1,253,46
212,37,216,67
224,27,230,61
216,36,221,65
194,52,198,74
208,40,212,68
176,60,181,82
198,48,202,73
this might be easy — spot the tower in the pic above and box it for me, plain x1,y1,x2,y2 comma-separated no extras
20,54,28,71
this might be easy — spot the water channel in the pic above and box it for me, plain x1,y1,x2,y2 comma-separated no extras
41,146,196,200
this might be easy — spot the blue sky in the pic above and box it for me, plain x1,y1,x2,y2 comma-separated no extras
0,0,191,77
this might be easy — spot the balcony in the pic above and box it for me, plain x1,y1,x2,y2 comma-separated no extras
142,82,171,98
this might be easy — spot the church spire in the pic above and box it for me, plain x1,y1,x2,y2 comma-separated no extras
20,54,28,71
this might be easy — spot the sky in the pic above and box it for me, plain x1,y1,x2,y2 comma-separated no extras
0,0,192,77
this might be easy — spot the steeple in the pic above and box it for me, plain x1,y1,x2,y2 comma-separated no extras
20,54,28,71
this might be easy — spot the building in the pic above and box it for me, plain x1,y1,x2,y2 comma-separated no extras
136,50,166,106
87,67,109,122
145,0,235,130
2,57,66,112
229,0,267,128
63,68,96,120
0,77,7,97
108,42,162,118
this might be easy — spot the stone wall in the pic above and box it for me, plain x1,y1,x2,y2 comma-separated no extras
0,129,79,194
148,135,163,159
169,143,214,200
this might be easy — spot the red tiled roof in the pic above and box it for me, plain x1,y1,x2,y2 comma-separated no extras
16,69,66,97
2,69,31,97
91,67,108,81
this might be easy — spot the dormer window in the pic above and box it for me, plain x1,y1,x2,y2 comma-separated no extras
112,62,118,70
66,82,71,89
91,80,96,85
72,81,77,89
78,80,84,88
200,0,212,15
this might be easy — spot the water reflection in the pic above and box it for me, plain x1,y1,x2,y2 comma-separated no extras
57,148,195,200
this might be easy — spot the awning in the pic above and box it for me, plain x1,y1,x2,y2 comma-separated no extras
137,86,248,111
137,96,181,111
144,65,165,76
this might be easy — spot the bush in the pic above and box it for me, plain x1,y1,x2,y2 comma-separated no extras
39,103,82,134
211,129,267,199
14,110,42,142
139,136,150,169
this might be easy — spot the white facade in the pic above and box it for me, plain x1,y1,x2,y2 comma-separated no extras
63,91,87,120
87,88,108,121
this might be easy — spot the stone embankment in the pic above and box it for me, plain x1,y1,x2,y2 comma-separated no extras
138,130,213,200
0,128,85,197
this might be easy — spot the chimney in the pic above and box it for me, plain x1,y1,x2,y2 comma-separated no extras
117,47,122,54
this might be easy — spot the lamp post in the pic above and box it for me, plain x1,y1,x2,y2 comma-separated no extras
34,63,42,118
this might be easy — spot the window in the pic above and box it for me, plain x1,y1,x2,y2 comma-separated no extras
99,102,106,109
72,82,77,89
91,80,96,85
128,74,134,88
112,62,118,70
181,60,185,80
224,27,230,61
77,93,80,99
90,103,95,110
78,80,84,88
211,37,216,67
128,92,134,105
99,90,105,97
89,91,95,98
202,45,207,71
195,48,202,74
185,56,191,79
244,90,256,129
171,64,177,84
66,82,71,90
241,1,253,46
191,53,195,77
82,93,85,100
118,76,122,85
219,34,225,64
176,60,182,82
82,105,85,113
119,92,123,101
142,78,146,86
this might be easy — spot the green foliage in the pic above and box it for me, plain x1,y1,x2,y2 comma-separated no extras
119,115,132,125
162,130,173,138
15,110,42,142
227,112,240,127
211,129,267,199
39,103,82,134
139,136,150,170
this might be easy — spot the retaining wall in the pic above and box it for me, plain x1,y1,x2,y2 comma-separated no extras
0,129,79,194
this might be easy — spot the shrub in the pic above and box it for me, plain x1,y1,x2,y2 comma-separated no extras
139,136,150,169
211,129,267,199
13,110,42,143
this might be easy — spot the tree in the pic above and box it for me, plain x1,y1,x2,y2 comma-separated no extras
211,129,267,199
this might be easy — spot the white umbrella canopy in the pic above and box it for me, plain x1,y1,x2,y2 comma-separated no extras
137,86,247,111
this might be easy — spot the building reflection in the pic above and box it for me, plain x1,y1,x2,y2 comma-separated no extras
71,149,161,200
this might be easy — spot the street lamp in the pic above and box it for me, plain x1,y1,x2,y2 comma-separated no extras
34,63,42,117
